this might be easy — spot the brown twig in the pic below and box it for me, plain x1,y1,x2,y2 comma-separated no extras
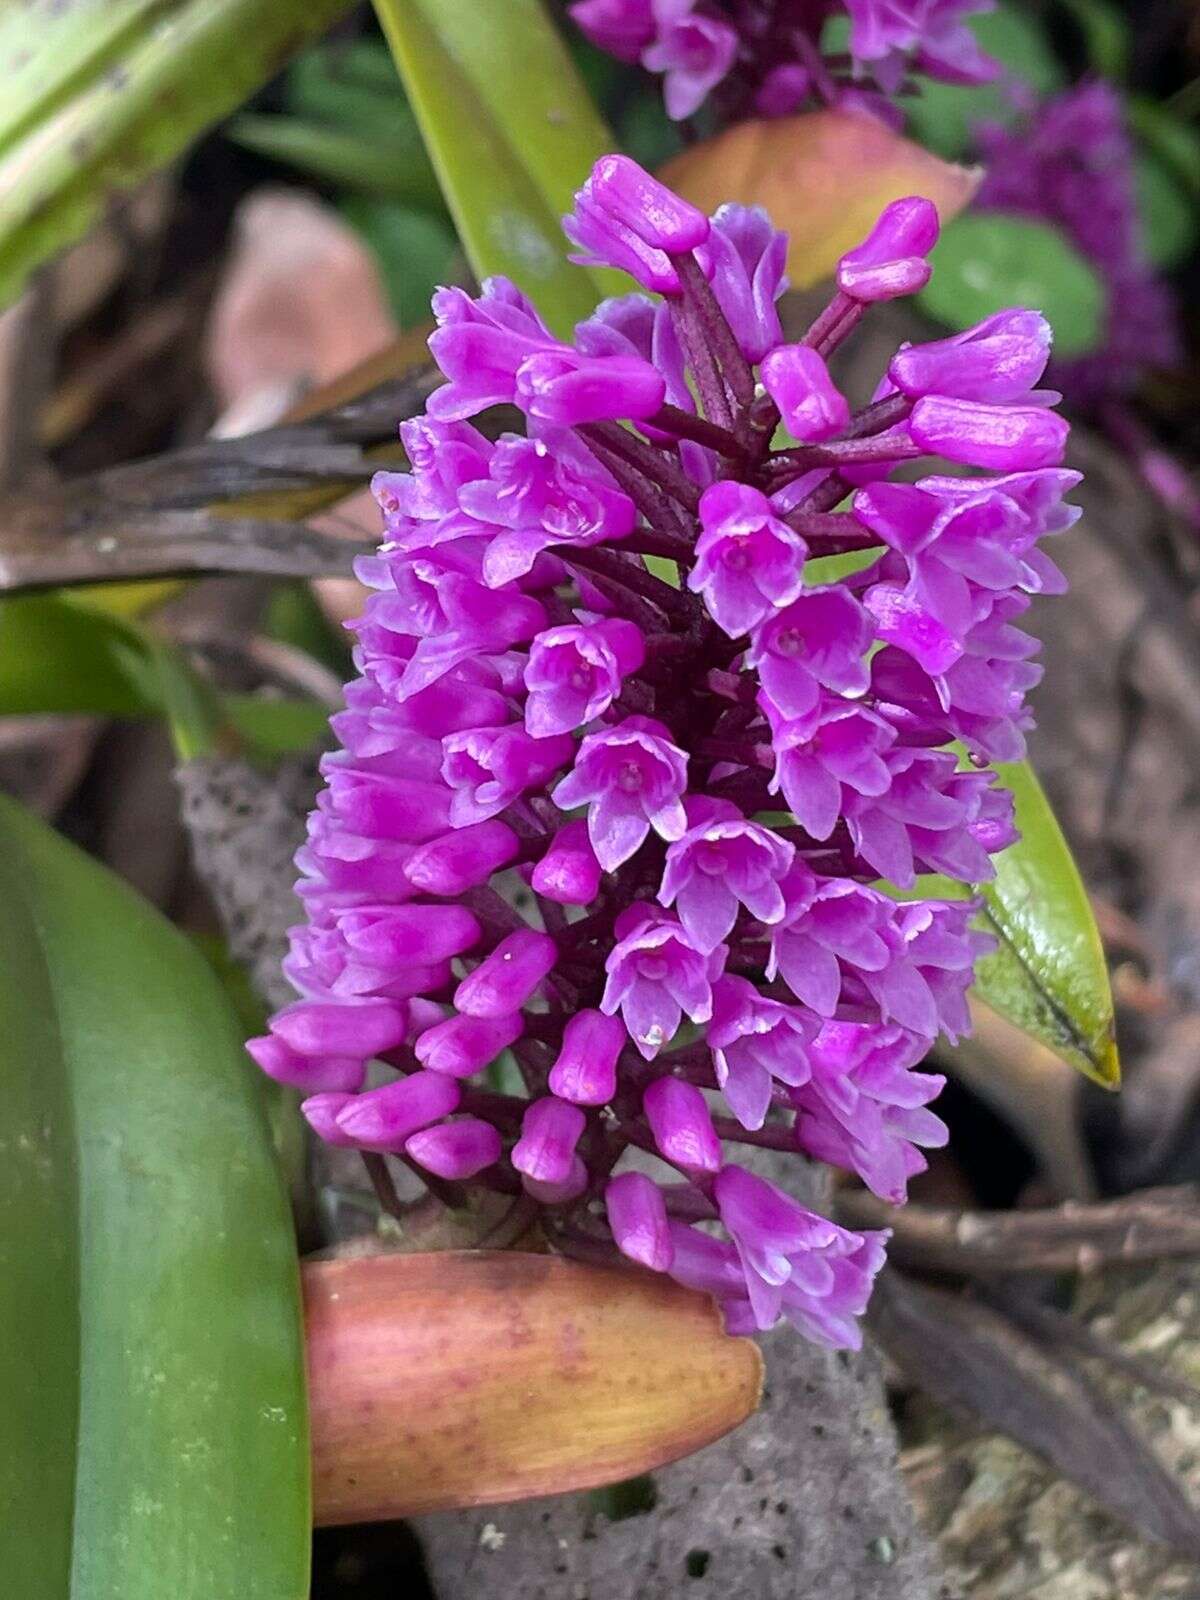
837,1185,1200,1277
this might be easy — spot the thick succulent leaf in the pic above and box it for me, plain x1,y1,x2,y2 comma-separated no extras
307,1250,762,1523
659,109,980,290
0,0,356,310
0,351,438,594
228,114,439,205
1056,0,1129,79
371,0,619,330
0,794,309,1596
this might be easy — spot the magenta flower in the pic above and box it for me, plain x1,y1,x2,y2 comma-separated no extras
523,618,645,737
567,1,996,125
606,1170,673,1271
642,3,739,121
513,1096,586,1187
791,1019,948,1203
531,818,603,904
442,725,574,825
406,1117,503,1180
549,1008,627,1103
714,1163,889,1343
459,436,638,588
708,975,814,1129
760,345,850,443
644,1075,722,1175
551,715,689,870
844,0,996,93
569,0,655,63
601,906,724,1058
836,196,941,301
747,588,874,720
564,152,710,293
688,480,807,636
765,695,895,841
659,805,793,951
248,155,1075,1351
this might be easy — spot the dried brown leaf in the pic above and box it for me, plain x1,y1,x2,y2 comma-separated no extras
660,110,979,289
872,1271,1200,1555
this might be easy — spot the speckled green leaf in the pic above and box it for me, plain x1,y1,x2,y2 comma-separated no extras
0,0,355,310
371,0,618,332
0,794,309,1597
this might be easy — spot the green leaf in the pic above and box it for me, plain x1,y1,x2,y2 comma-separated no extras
266,581,353,678
0,794,309,1596
1055,0,1129,79
371,0,619,332
0,0,356,311
228,114,443,208
903,760,1118,1088
0,593,324,759
976,761,1117,1086
918,213,1107,358
340,197,459,327
1134,151,1198,270
286,37,412,130
1126,95,1200,196
616,92,686,171
900,3,1065,159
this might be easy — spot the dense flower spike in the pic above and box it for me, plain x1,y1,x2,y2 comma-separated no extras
249,155,1076,1351
567,1,996,124
975,81,1181,409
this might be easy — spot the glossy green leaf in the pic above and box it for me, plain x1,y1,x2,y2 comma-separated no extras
918,213,1107,358
899,3,1065,159
908,759,1118,1088
0,0,355,311
371,0,619,332
976,760,1117,1086
0,794,309,1596
1134,151,1198,270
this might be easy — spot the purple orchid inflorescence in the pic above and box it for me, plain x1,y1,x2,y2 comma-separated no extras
568,1,996,125
974,80,1181,411
248,153,1077,1349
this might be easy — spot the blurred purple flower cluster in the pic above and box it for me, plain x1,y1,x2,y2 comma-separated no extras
248,155,1077,1348
975,80,1181,409
568,0,996,123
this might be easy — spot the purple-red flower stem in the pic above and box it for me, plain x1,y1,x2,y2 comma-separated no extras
669,293,736,431
804,292,864,357
564,545,696,622
646,401,746,456
674,250,758,410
